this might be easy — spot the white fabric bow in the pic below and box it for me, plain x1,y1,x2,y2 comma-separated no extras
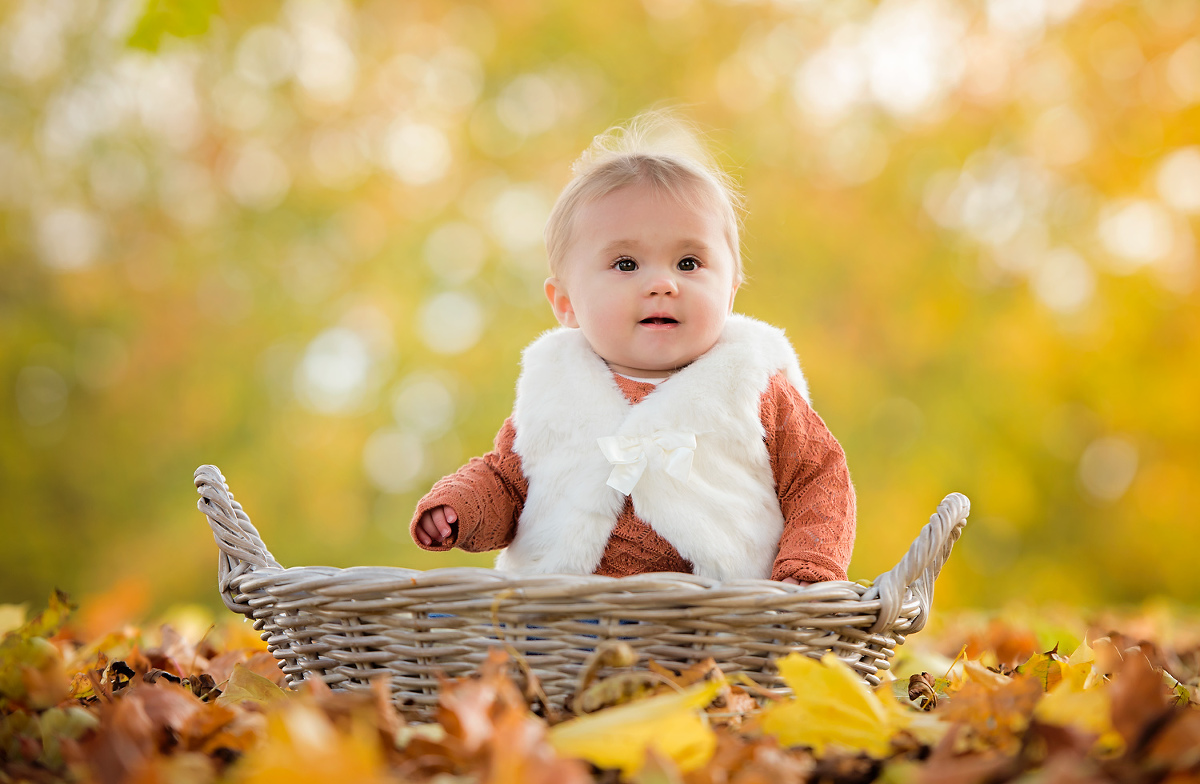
596,431,697,495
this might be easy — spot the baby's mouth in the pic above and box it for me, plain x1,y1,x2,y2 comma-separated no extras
639,317,679,325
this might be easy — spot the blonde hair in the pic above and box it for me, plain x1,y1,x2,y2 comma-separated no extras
544,110,744,282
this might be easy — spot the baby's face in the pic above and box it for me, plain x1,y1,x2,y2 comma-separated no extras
545,182,739,378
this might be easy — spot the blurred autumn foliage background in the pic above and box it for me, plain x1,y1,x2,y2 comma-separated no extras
2,0,1198,616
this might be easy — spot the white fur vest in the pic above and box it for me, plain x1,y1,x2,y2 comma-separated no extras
496,314,810,580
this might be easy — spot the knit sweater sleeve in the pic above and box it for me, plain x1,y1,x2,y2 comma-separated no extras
761,373,857,583
409,417,527,552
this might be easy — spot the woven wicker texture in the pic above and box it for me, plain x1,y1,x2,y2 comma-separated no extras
195,464,969,720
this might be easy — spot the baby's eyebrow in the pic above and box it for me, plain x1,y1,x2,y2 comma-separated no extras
601,239,640,255
600,239,712,254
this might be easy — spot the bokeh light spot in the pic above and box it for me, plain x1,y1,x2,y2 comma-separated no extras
1031,247,1094,314
418,291,484,355
287,0,358,104
385,122,452,185
310,124,370,189
1029,106,1092,167
1097,198,1174,271
497,74,559,137
488,184,550,256
1165,40,1200,104
37,206,104,270
224,141,292,210
1087,21,1145,82
362,428,424,493
423,221,487,284
392,373,456,438
235,25,296,89
864,0,966,118
793,35,866,123
1078,436,1138,503
294,327,374,414
824,123,889,185
1155,147,1200,214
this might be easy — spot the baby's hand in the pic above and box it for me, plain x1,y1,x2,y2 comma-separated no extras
781,577,812,586
415,505,458,546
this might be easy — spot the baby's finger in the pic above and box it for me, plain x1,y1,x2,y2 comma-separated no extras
418,512,442,542
415,523,431,546
431,506,453,540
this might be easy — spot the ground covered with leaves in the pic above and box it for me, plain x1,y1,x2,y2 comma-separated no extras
2,593,1199,784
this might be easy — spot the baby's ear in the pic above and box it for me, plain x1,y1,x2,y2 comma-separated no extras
544,277,578,328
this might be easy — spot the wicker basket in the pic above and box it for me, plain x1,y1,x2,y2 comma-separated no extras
195,464,969,720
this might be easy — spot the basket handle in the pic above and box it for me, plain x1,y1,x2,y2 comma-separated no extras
867,492,970,634
194,465,281,613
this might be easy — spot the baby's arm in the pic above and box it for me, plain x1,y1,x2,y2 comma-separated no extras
761,373,857,583
409,417,528,552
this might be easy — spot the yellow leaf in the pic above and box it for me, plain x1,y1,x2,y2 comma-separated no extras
549,680,721,775
1017,651,1064,692
1034,671,1123,753
759,653,902,758
232,702,393,784
217,662,287,707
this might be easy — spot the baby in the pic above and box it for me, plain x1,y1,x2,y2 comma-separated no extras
410,112,856,585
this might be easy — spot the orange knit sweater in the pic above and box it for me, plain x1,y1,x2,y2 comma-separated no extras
410,371,856,582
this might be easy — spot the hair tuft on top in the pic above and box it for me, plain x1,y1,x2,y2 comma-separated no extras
544,109,745,281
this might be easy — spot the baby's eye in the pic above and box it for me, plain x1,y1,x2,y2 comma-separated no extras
677,256,699,271
615,257,638,272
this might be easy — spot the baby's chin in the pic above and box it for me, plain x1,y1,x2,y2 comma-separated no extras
602,352,709,379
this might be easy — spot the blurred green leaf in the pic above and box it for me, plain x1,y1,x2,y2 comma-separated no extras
127,0,219,51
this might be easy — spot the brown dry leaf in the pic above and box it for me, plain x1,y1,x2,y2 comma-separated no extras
709,685,758,720
69,680,205,784
909,672,938,710
1108,651,1173,752
293,675,402,749
917,726,1018,784
672,659,725,689
1144,707,1200,772
396,648,587,784
941,664,1042,753
486,696,592,784
176,699,257,756
682,728,815,784
436,649,528,756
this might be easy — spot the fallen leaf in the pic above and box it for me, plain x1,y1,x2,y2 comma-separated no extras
1108,651,1172,753
0,590,75,707
1033,668,1122,753
1017,646,1067,692
909,673,938,710
216,663,287,708
759,653,901,758
940,665,1042,753
230,701,397,784
550,679,722,775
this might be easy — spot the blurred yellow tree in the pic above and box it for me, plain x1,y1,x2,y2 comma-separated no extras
1,0,1197,611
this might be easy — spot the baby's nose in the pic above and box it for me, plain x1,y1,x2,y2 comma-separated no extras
645,275,679,296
